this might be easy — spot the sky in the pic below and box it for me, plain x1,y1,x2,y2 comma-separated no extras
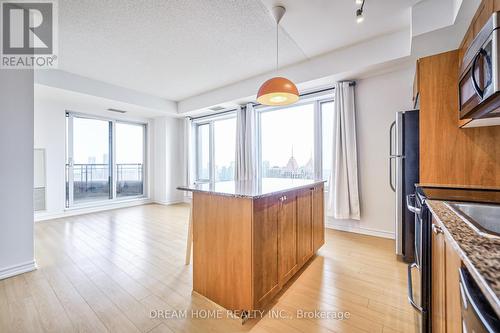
214,118,236,167
261,103,315,167
72,117,144,164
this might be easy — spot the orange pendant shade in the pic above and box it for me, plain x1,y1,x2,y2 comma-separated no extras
257,77,299,106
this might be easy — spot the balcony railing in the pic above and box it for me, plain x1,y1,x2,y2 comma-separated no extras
66,163,143,203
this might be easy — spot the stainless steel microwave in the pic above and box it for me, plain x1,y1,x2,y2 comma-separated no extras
459,12,500,127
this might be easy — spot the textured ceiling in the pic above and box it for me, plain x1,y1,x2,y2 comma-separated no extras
260,0,418,57
58,0,416,101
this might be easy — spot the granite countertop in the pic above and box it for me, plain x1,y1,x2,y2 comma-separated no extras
427,200,500,315
177,178,325,198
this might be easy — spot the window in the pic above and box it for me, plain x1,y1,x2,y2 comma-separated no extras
214,118,236,181
321,101,334,186
258,97,334,182
66,113,146,207
192,94,334,184
195,115,236,182
197,124,210,181
260,103,315,179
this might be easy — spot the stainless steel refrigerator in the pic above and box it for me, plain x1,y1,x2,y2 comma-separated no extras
389,110,419,263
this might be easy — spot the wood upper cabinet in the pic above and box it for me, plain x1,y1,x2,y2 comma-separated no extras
458,26,473,67
419,50,500,188
459,0,500,65
253,194,280,306
278,191,298,286
312,184,325,252
297,188,314,265
431,219,446,333
474,0,494,36
431,216,464,333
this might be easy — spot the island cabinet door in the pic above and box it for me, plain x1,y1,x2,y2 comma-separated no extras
253,194,280,307
312,185,325,252
297,188,314,265
278,191,298,287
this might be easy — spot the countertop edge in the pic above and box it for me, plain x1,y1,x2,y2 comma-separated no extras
176,180,326,199
427,200,500,317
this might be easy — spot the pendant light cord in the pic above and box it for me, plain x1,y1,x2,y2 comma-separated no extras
276,22,279,73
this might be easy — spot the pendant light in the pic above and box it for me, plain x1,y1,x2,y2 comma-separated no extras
257,6,299,106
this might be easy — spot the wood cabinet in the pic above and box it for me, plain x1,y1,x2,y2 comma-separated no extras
474,0,493,36
278,191,298,286
297,188,313,265
312,185,325,252
418,50,500,188
253,194,280,306
431,217,463,333
445,239,462,333
431,220,446,333
458,0,500,65
254,185,324,307
192,183,325,313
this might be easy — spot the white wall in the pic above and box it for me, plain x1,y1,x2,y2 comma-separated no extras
326,67,414,238
34,87,160,220
34,97,67,217
152,116,185,204
0,70,36,279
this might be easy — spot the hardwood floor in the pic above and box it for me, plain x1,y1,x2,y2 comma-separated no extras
0,204,419,333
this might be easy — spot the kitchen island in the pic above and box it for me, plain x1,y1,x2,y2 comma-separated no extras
177,178,325,317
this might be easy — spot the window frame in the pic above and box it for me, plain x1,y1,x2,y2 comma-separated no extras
256,94,334,182
193,112,236,183
65,112,148,208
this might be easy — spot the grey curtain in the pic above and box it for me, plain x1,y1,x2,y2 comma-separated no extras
327,81,361,220
183,117,193,197
235,103,257,181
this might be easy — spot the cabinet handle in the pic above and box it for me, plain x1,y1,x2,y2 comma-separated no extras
432,224,443,234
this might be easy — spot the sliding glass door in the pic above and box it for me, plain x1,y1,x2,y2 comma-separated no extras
66,113,146,207
67,116,112,205
115,122,145,197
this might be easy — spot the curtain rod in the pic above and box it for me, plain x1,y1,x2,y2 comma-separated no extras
189,82,355,121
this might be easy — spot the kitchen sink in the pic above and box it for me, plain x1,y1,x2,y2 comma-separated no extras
447,202,500,237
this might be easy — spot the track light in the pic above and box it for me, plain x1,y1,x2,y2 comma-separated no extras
356,0,365,23
356,8,364,23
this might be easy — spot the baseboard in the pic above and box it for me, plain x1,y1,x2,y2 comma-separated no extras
35,198,152,222
326,222,395,239
153,200,185,206
0,260,37,280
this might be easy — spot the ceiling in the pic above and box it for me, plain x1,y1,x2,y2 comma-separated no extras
57,0,418,102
